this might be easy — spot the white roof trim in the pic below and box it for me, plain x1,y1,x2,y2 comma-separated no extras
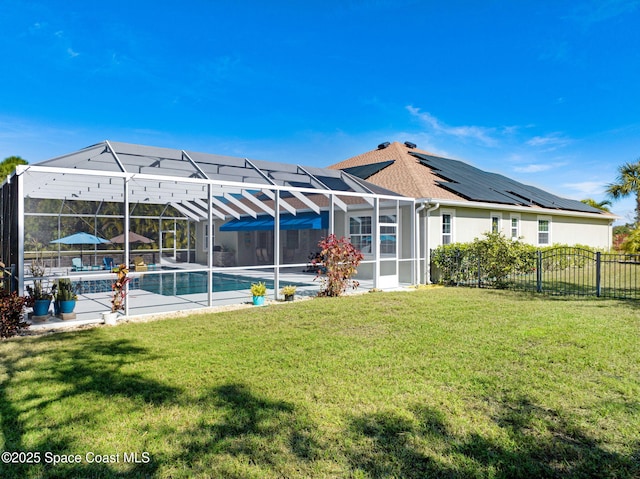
421,197,619,220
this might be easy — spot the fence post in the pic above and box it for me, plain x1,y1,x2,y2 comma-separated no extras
596,251,601,297
536,251,542,293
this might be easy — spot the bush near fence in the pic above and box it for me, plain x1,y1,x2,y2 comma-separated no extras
432,234,640,300
431,233,537,288
431,233,600,288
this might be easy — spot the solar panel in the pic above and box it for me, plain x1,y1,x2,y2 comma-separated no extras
342,160,395,180
412,153,601,214
314,175,352,191
441,182,527,205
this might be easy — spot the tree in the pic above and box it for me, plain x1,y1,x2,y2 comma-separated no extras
620,228,640,254
580,198,611,212
606,160,640,225
0,156,28,177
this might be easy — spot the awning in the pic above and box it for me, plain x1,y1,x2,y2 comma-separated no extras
220,211,329,231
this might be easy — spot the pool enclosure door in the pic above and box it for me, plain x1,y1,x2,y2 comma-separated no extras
378,220,398,289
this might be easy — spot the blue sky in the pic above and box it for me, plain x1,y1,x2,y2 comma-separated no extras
1,1,639,222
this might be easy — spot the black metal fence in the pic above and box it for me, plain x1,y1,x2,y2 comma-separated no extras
432,247,640,300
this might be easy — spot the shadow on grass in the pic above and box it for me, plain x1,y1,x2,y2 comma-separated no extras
0,331,176,478
173,383,322,477
346,397,639,479
346,405,454,478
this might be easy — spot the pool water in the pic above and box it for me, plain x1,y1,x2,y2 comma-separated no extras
138,271,306,296
74,271,308,296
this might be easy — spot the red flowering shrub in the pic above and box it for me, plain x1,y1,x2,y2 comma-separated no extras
313,234,364,297
111,264,131,313
0,292,29,339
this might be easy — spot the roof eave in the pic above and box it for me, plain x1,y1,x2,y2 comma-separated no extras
416,197,619,220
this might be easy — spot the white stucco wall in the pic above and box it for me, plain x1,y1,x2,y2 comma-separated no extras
426,205,613,250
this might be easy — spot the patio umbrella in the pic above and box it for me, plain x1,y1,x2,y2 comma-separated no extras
50,232,111,262
109,231,154,244
110,231,156,264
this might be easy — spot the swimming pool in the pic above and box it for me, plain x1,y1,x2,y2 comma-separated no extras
72,271,309,297
138,271,308,296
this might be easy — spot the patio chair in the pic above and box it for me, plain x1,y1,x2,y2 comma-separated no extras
133,256,148,272
71,258,89,272
103,257,114,270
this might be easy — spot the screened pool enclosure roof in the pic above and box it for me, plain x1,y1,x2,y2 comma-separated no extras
22,141,405,220
26,141,400,196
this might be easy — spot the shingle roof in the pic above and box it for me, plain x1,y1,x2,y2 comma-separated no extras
330,141,605,215
329,141,468,201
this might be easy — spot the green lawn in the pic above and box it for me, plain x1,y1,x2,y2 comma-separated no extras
1,288,638,478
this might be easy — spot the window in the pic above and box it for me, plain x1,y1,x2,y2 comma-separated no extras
510,214,520,240
538,218,550,245
349,214,397,255
349,216,372,253
380,225,397,255
442,213,452,245
490,213,501,234
379,214,397,256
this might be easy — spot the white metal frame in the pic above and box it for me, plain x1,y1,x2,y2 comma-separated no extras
6,141,417,313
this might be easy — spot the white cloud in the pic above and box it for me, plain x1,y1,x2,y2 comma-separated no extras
67,48,79,58
406,106,498,147
562,180,606,198
526,133,572,149
513,164,555,173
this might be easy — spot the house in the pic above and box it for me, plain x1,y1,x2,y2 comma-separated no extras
0,141,418,322
330,141,616,283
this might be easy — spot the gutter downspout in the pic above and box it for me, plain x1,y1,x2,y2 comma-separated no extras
425,201,440,284
415,201,427,284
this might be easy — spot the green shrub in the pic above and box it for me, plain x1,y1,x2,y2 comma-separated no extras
430,242,476,285
471,232,536,287
432,233,536,288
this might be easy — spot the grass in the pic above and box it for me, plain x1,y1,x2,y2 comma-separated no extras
0,288,639,478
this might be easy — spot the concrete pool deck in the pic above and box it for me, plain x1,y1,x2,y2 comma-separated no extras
24,268,399,333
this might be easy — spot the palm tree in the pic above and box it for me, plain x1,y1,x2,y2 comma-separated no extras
606,160,640,225
580,198,612,212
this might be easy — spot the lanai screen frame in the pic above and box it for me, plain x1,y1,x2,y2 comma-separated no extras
3,141,417,315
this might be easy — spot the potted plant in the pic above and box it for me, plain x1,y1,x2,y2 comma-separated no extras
25,242,56,318
26,278,56,317
103,264,130,325
250,281,267,306
55,278,78,315
281,285,296,302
